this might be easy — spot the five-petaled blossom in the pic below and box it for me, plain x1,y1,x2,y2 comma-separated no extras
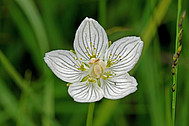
44,17,143,103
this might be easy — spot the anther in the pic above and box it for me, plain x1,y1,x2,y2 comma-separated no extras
174,59,178,66
179,11,186,28
173,54,177,61
108,41,112,47
178,29,183,45
172,83,175,92
172,65,175,75
177,45,182,55
70,50,76,54
94,58,99,63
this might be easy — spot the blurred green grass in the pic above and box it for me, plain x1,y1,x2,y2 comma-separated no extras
0,0,189,126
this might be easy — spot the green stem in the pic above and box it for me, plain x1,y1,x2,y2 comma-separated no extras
172,0,182,126
86,102,95,126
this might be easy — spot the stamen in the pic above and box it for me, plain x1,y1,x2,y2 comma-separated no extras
102,71,116,80
86,82,89,86
73,57,81,66
70,50,76,54
106,53,122,67
108,41,112,47
66,83,70,86
85,42,97,59
88,78,97,83
72,57,87,71
78,62,86,71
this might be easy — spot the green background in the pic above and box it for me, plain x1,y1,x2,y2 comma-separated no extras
0,0,189,125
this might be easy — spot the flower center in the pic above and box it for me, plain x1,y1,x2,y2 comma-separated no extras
88,58,105,78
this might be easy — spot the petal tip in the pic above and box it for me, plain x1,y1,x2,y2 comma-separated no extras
43,56,47,62
43,56,51,68
44,52,53,63
135,37,143,45
44,52,49,57
129,75,138,87
83,17,99,23
44,51,54,58
84,17,89,21
83,17,92,21
138,40,144,52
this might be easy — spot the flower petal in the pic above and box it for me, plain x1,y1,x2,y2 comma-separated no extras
68,82,104,102
44,50,87,83
105,37,143,75
100,73,137,99
74,17,108,62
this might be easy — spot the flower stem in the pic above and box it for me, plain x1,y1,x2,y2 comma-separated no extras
86,102,95,126
172,0,182,126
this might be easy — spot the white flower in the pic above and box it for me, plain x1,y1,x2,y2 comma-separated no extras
44,17,143,103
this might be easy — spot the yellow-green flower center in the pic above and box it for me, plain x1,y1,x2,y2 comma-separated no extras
88,58,105,78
